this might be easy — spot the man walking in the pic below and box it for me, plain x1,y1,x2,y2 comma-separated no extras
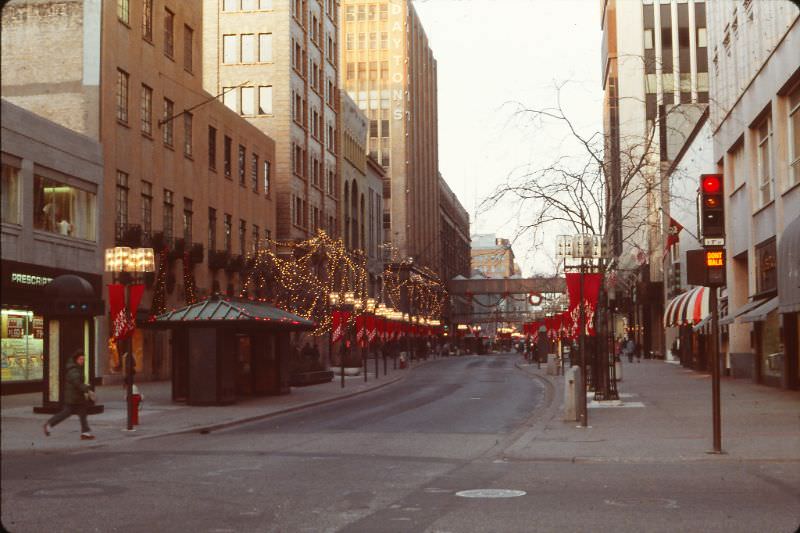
43,349,96,440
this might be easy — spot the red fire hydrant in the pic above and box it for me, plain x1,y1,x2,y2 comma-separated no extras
131,393,142,425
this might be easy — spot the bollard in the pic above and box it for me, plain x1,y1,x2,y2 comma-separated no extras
564,366,581,421
615,359,623,382
547,354,557,375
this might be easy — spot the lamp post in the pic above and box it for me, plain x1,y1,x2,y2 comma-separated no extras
365,298,378,380
328,291,340,386
557,234,604,428
104,246,155,432
376,302,388,375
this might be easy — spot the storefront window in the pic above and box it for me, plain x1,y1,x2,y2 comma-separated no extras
1,163,21,224
33,175,97,240
755,238,777,294
760,310,781,379
1,309,45,383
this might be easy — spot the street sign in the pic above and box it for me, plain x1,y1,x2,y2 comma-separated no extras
703,237,725,246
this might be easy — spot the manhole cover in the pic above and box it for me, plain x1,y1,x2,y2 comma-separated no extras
455,489,526,499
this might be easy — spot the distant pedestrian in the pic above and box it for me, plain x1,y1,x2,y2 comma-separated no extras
625,337,635,363
43,350,95,440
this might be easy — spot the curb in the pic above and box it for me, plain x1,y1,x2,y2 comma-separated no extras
135,359,442,440
141,374,407,439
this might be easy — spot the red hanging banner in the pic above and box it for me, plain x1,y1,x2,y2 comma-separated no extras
355,315,367,347
331,311,351,343
566,272,602,337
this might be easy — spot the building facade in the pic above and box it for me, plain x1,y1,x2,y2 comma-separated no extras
470,234,517,340
2,0,278,383
706,1,799,389
340,90,384,295
1,100,105,394
203,0,340,243
602,0,710,358
340,0,440,274
438,175,471,329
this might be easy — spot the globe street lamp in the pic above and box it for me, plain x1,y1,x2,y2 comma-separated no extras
104,246,155,431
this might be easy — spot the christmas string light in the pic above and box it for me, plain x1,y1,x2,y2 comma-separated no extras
149,248,169,316
183,251,197,305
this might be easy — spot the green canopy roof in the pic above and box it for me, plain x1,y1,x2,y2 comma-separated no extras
147,294,315,331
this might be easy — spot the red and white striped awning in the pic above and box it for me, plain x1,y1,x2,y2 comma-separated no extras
663,286,710,327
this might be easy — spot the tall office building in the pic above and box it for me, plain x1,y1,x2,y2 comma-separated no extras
601,0,709,356
203,0,341,243
339,0,441,275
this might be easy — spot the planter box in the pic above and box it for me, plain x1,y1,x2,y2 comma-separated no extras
290,370,335,387
332,367,363,376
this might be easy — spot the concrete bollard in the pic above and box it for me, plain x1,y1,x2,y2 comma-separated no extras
547,354,557,375
564,366,581,421
615,360,623,382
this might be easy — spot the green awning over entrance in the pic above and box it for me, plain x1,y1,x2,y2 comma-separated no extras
147,294,315,331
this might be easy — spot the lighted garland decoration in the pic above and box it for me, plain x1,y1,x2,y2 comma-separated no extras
150,248,169,316
240,230,368,335
239,230,448,335
183,251,197,305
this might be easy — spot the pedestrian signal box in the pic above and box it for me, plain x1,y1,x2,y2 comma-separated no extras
700,174,725,239
705,250,724,267
687,249,726,287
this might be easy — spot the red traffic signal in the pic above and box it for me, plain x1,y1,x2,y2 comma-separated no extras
700,173,725,239
702,175,721,194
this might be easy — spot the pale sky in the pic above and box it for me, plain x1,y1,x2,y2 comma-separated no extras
412,0,604,276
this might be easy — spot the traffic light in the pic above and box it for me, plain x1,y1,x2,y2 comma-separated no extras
700,173,724,239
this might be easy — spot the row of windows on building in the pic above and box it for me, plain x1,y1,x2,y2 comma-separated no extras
114,171,270,258
116,69,272,194
118,0,194,73
345,61,390,82
223,0,274,12
291,195,337,237
729,85,800,210
290,91,339,152
222,85,274,116
291,38,339,108
345,31,390,51
344,3,389,22
1,163,97,242
291,142,338,195
222,33,273,64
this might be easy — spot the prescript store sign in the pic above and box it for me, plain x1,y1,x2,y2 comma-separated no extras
10,273,53,287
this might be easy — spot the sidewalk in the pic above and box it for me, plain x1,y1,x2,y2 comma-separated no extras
1,357,425,454
509,359,800,462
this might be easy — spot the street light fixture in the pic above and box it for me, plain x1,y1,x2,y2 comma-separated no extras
557,234,604,428
104,246,155,432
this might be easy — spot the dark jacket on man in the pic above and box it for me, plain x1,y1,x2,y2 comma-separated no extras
63,359,91,405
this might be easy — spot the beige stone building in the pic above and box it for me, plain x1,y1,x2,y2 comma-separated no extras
203,0,340,243
340,90,383,295
707,1,799,389
340,0,441,275
2,0,278,381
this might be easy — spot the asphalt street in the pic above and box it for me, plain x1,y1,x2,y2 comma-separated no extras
2,354,798,533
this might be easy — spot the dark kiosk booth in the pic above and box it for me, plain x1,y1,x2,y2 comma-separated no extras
33,275,105,413
148,294,315,405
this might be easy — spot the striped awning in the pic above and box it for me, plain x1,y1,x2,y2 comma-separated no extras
664,286,710,327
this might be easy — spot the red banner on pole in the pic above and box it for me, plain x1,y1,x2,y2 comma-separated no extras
355,315,367,347
566,272,602,337
331,311,351,343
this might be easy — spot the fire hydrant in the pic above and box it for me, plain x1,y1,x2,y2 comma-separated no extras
131,391,143,425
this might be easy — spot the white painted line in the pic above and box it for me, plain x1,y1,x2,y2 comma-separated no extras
456,489,526,499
